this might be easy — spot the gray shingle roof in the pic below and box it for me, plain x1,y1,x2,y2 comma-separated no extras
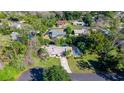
49,29,66,38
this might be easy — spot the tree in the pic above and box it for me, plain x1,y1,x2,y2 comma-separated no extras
37,48,48,60
10,41,27,55
65,37,73,45
102,11,115,18
65,50,71,57
5,41,27,71
63,11,82,20
77,42,86,53
38,35,44,45
83,13,92,26
63,12,73,20
55,38,65,46
43,66,71,81
65,26,73,35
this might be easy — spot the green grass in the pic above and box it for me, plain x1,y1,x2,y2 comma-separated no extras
32,52,60,68
81,53,99,62
0,65,19,81
67,54,99,73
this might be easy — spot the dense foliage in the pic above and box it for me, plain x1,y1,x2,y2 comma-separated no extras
43,66,71,81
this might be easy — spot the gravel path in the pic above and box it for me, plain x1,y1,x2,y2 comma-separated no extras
60,56,72,73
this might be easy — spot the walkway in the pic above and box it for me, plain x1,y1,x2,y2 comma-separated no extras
60,56,72,73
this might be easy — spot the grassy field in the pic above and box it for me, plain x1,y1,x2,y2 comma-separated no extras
67,54,99,73
0,65,20,80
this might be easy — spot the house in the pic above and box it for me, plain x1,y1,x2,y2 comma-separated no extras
45,45,72,57
56,20,67,28
74,29,88,35
72,20,85,26
11,32,19,40
48,29,66,38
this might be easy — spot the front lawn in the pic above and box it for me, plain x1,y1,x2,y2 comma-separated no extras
32,52,60,68
67,54,99,73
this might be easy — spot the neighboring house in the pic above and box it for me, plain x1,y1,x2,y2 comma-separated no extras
72,20,85,26
45,45,72,57
74,29,88,35
11,32,19,40
56,20,67,28
48,29,66,38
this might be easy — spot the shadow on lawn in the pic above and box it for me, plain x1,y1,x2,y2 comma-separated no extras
89,60,124,81
30,68,44,81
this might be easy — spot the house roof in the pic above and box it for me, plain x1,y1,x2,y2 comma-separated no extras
49,29,66,38
72,21,84,25
46,45,72,56
56,20,66,25
74,29,88,34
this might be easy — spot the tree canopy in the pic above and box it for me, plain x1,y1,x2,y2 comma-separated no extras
43,66,71,81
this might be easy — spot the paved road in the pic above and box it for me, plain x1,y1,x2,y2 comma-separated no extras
70,72,124,81
70,73,106,81
60,56,72,73
17,68,44,81
17,67,124,81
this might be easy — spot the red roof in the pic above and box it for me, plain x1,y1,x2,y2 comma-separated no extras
56,20,66,25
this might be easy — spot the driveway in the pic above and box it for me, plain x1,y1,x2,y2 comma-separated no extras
60,56,72,73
